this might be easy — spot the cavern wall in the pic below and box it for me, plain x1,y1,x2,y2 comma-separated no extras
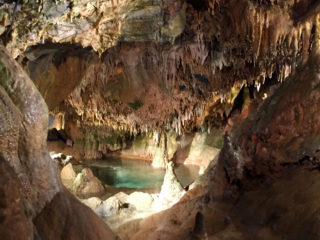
0,45,117,240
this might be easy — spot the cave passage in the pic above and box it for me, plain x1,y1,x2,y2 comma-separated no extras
1,0,320,239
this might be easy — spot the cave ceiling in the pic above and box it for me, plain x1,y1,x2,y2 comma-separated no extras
0,0,319,133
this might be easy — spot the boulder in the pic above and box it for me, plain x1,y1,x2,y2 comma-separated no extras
81,197,103,211
127,192,154,211
96,196,123,218
72,168,104,198
60,163,76,182
34,190,117,240
113,192,129,203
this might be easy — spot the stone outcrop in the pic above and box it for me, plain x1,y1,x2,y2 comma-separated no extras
118,184,206,240
0,44,61,219
84,190,156,231
0,45,116,239
123,167,320,240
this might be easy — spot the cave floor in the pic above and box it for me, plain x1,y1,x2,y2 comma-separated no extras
118,166,320,240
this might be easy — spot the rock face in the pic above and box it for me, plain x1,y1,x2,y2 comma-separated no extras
0,44,61,219
2,0,186,57
0,159,31,240
218,53,320,188
174,131,222,174
119,132,178,167
0,46,116,239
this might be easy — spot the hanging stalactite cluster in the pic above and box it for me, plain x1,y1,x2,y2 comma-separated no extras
2,0,318,156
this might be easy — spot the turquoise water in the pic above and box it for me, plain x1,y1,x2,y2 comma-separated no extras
81,158,199,190
85,159,165,189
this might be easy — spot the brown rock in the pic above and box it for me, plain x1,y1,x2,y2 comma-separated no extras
72,168,105,198
34,190,117,240
61,163,76,181
0,159,31,240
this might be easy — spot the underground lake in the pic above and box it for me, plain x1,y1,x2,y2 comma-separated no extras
75,158,200,191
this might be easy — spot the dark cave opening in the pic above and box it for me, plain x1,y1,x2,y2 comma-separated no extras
186,0,209,11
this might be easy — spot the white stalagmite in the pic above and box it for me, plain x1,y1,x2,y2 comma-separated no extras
256,82,261,92
153,132,159,144
178,117,182,136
